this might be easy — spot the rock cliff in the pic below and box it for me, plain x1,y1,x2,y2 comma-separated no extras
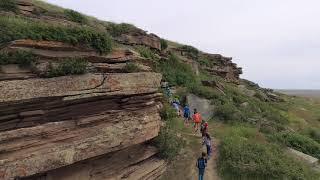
0,1,243,179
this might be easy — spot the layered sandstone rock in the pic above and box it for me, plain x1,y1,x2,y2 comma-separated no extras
0,71,163,180
114,32,161,50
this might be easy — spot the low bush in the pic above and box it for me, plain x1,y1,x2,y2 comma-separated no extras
160,39,168,50
43,58,88,77
135,45,157,60
155,53,197,87
64,9,87,23
0,16,112,54
108,23,136,37
152,102,185,159
0,0,17,12
271,132,320,159
214,102,240,122
180,45,199,59
218,135,319,180
0,50,38,67
310,129,320,143
124,62,139,73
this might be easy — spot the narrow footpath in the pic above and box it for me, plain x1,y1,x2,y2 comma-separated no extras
160,118,220,180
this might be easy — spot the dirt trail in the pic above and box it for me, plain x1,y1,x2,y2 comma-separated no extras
161,129,220,180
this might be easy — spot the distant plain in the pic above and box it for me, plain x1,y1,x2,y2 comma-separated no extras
277,89,320,99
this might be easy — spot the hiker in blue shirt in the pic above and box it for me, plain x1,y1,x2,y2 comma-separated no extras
183,105,190,125
196,152,207,180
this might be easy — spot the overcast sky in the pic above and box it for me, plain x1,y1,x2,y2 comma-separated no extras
44,0,320,89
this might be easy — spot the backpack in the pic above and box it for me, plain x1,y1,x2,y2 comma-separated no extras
197,157,206,169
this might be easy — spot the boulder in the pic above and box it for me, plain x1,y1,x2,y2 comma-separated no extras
186,94,214,120
286,148,319,167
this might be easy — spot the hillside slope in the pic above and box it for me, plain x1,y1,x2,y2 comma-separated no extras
0,0,319,180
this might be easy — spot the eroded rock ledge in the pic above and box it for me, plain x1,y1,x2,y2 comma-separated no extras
0,72,164,180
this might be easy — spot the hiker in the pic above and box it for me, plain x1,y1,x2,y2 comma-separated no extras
202,133,212,159
193,109,201,133
200,120,208,137
172,100,180,116
196,152,207,180
183,104,190,125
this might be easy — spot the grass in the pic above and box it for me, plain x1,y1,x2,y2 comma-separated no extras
135,45,158,60
270,132,320,159
64,9,87,24
160,39,168,50
152,102,185,159
180,45,199,59
0,50,38,67
108,23,136,37
42,58,88,77
155,53,197,87
0,0,17,12
0,16,112,54
216,124,320,180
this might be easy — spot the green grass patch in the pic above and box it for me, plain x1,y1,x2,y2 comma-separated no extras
152,102,185,159
108,23,136,37
0,50,38,67
270,132,320,159
160,39,168,50
0,0,17,12
0,16,112,54
217,124,319,180
180,45,199,59
155,53,197,87
43,58,88,78
135,45,158,60
64,9,87,24
219,136,319,180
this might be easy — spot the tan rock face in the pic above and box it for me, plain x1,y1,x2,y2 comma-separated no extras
22,144,167,180
0,70,164,179
115,32,161,50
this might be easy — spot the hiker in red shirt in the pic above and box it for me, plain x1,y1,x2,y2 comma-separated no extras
193,109,201,133
200,120,208,137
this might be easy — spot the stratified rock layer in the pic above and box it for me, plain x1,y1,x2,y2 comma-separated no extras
0,70,163,180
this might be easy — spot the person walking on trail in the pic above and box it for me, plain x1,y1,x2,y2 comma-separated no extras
193,109,201,134
200,120,208,137
183,105,190,125
172,100,180,116
196,152,207,180
202,133,212,159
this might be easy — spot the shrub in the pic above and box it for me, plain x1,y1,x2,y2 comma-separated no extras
218,136,319,180
0,16,112,54
271,132,320,159
152,103,185,159
180,45,199,58
0,0,17,12
0,50,38,67
310,129,320,143
135,45,157,60
214,102,240,122
155,54,197,87
124,62,139,73
160,39,168,50
108,23,136,37
43,58,88,77
64,9,87,23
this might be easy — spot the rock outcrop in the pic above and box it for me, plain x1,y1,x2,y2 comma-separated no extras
0,70,163,180
0,37,164,180
187,94,215,120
